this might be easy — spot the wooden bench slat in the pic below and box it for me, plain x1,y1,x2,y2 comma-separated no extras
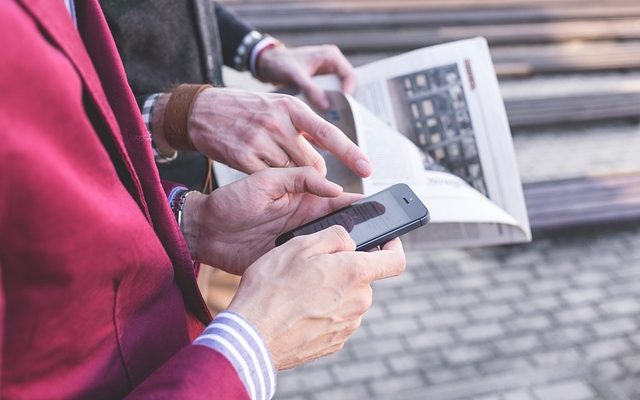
506,91,640,128
524,172,640,232
345,42,640,77
235,6,640,31
224,0,640,13
268,19,640,52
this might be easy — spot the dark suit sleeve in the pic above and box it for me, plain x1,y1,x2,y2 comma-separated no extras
214,2,255,68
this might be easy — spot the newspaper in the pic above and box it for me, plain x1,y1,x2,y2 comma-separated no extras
214,37,531,249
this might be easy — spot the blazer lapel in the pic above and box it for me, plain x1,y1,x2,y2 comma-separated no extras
16,0,211,324
17,0,151,221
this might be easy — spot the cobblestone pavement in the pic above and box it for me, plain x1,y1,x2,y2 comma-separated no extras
222,60,640,400
276,226,640,399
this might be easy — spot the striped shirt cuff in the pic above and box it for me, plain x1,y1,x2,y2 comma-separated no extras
167,185,188,205
249,37,281,78
194,311,277,400
141,93,161,134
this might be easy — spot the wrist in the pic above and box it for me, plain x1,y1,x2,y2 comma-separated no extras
253,38,284,81
150,93,177,158
178,190,207,260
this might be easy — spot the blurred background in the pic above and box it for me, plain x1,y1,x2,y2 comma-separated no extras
213,0,640,398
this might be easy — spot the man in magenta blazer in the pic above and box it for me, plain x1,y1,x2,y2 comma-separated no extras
0,0,405,399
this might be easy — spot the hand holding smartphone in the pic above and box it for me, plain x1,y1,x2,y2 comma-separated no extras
276,184,430,251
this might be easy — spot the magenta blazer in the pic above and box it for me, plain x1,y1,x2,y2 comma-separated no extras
0,1,248,398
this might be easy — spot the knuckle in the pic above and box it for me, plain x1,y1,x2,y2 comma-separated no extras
346,265,367,285
354,293,372,315
286,234,312,253
330,225,353,250
256,115,281,134
235,150,254,167
277,94,301,111
313,121,333,142
312,154,327,173
323,44,340,55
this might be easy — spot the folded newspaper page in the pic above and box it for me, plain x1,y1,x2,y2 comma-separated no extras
214,37,531,248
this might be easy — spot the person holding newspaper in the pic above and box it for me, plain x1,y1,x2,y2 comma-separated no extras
99,0,365,189
0,1,405,399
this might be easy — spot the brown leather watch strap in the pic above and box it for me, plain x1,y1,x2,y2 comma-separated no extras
163,84,211,150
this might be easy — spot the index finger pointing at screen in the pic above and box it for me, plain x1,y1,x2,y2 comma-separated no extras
288,100,372,178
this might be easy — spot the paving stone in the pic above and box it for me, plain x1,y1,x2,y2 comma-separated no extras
513,295,561,314
443,345,493,366
385,297,432,316
363,303,387,322
613,265,640,281
420,310,468,329
368,316,420,337
542,326,590,347
350,337,405,359
468,303,514,322
478,357,533,375
584,338,630,362
502,389,536,400
369,373,425,396
533,261,576,277
371,287,402,302
593,360,626,381
571,270,612,286
605,281,640,297
387,353,421,373
532,348,583,366
506,315,552,333
313,384,370,400
473,395,501,400
533,379,595,400
562,288,605,306
554,306,600,325
599,297,640,317
331,360,389,384
630,332,640,349
277,369,334,395
494,269,534,284
502,251,544,266
577,253,623,269
406,330,454,350
446,274,492,290
620,354,640,375
401,281,446,297
526,278,570,295
433,292,481,309
591,317,637,338
457,322,506,342
495,334,540,356
426,365,479,385
457,259,498,274
482,284,526,302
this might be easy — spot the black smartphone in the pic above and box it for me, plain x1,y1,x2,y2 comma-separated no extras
276,183,430,251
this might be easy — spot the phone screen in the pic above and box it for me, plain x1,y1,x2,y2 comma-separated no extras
291,190,413,245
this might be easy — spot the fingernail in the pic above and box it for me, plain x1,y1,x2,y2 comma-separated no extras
356,159,371,176
320,98,331,110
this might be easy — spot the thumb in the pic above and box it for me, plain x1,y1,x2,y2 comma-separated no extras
263,167,343,198
297,224,356,256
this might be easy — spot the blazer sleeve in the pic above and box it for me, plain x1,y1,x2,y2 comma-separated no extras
126,345,249,399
